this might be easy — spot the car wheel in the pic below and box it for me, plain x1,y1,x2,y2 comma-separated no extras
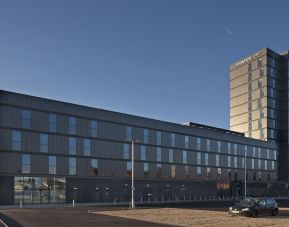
271,209,278,216
251,210,258,218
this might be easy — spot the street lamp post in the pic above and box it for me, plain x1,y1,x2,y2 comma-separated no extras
244,148,247,197
131,140,135,209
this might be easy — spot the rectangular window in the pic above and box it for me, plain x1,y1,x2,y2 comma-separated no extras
258,159,261,169
252,147,256,157
144,163,149,177
267,149,270,159
217,168,221,179
274,150,277,160
126,126,132,141
169,149,174,163
49,156,56,174
157,164,162,177
126,161,132,177
184,166,189,179
12,131,21,151
21,154,31,174
217,141,221,153
216,154,220,166
157,131,161,146
123,144,129,159
91,159,98,176
49,114,57,132
182,150,187,164
228,143,231,154
197,152,201,165
83,139,91,156
233,144,237,155
69,157,76,175
251,159,255,169
91,120,98,137
206,167,211,179
140,145,146,161
171,133,176,147
206,139,210,151
234,157,237,168
22,110,31,129
264,160,267,170
244,145,248,156
197,138,201,150
170,165,176,178
205,153,208,166
185,136,189,149
157,148,161,162
69,117,76,134
143,129,149,144
69,137,76,155
258,148,261,158
272,161,275,170
197,166,201,176
40,134,48,153
228,156,231,167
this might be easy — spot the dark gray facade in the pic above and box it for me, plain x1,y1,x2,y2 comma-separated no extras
0,90,284,205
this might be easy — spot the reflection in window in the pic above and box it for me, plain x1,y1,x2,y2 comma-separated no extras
157,148,161,162
69,117,76,134
83,139,91,156
182,150,187,164
141,146,146,161
22,154,31,174
126,126,132,141
91,120,98,137
197,166,201,176
185,136,189,149
126,161,132,177
91,159,98,176
22,110,31,129
206,139,210,151
157,164,162,177
69,157,76,175
144,163,149,177
170,165,176,178
206,167,211,179
49,114,57,132
169,149,174,163
156,131,161,146
12,131,21,151
69,137,76,155
184,166,189,179
216,154,220,166
49,156,56,174
171,133,176,147
143,129,149,144
40,134,48,153
123,144,129,159
197,138,201,150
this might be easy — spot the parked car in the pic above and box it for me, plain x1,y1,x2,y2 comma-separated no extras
229,197,278,217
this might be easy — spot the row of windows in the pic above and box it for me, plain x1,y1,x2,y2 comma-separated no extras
11,130,277,162
18,109,274,154
20,153,276,181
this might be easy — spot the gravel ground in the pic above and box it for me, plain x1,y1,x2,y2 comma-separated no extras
95,207,289,227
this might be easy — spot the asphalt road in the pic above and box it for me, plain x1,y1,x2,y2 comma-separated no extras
0,207,172,227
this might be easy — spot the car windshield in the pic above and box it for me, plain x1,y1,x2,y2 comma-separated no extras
240,198,256,206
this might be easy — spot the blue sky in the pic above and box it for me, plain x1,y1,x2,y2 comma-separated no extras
0,0,288,129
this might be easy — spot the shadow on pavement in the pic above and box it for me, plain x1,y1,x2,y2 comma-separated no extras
0,213,23,227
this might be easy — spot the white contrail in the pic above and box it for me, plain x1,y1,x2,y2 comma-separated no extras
222,24,233,35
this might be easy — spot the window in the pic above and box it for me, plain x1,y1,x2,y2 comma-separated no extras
182,150,187,164
206,139,210,151
49,156,56,174
171,133,176,147
22,154,31,174
12,131,21,151
49,114,56,132
141,146,146,161
181,134,187,148
252,147,256,157
69,157,76,175
69,117,76,134
197,166,201,176
123,144,129,159
157,164,162,177
126,162,132,177
258,148,261,158
156,131,161,146
257,57,262,67
206,167,211,179
216,154,220,166
83,139,91,156
197,152,201,165
228,143,231,154
258,159,261,169
169,149,174,163
217,141,221,153
205,153,208,166
197,138,201,150
273,150,277,160
267,149,270,159
40,134,48,153
233,144,237,155
251,159,255,169
272,161,275,170
234,157,237,168
157,148,161,162
69,137,76,155
228,156,231,167
22,110,31,129
144,163,149,177
91,120,98,137
143,129,149,144
170,165,176,178
244,145,248,156
217,168,221,179
184,166,189,178
265,160,268,170
126,126,132,141
91,159,98,176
